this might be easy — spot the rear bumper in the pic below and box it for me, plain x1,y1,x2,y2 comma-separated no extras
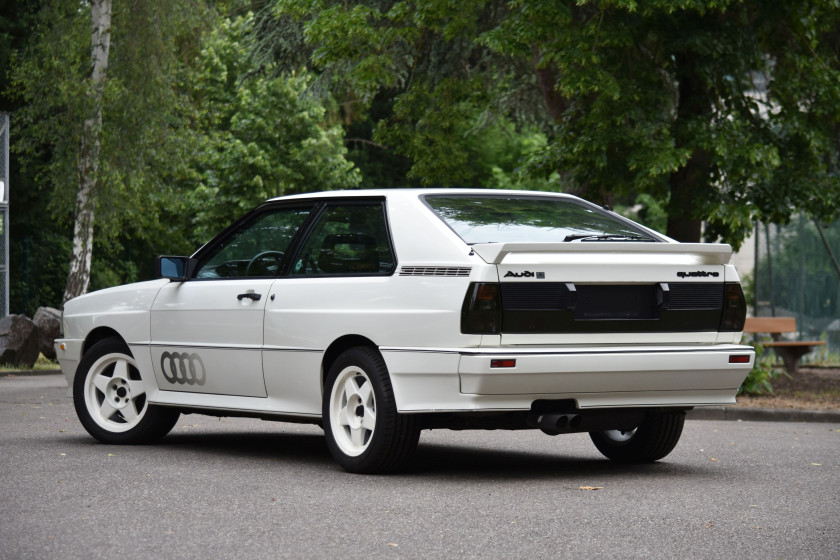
382,344,754,412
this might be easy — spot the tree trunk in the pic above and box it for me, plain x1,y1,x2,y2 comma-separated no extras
666,53,712,243
666,148,708,242
533,48,567,123
62,0,111,307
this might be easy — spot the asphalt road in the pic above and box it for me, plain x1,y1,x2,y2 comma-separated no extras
2,373,838,560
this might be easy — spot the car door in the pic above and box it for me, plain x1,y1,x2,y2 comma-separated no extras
150,204,314,397
261,199,397,414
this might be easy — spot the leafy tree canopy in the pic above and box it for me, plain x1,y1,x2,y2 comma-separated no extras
4,2,360,311
10,0,209,243
263,0,840,246
180,14,361,244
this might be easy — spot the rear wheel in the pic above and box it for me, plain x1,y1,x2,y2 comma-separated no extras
589,409,685,463
323,347,419,473
74,338,180,444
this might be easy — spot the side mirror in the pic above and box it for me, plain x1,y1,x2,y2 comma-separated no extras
156,256,198,281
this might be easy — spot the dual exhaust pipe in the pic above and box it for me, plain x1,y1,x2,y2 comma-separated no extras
535,413,583,435
532,410,646,436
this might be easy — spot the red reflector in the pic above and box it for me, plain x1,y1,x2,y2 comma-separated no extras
491,359,516,368
729,355,751,364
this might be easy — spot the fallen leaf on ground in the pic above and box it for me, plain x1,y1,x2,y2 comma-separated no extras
579,486,604,491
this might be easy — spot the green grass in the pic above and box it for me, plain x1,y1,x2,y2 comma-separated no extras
0,353,60,372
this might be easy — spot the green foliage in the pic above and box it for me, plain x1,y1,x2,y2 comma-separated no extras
265,0,840,246
614,193,669,234
181,14,360,244
4,3,360,308
376,79,559,188
269,0,553,190
5,0,840,310
9,219,71,316
7,0,213,302
813,352,840,367
738,342,786,396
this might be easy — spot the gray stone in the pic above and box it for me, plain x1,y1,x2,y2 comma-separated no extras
0,315,40,368
33,307,61,360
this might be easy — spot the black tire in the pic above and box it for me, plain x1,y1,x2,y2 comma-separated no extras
589,408,685,463
73,338,180,444
323,347,420,473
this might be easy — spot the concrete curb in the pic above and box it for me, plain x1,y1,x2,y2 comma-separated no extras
688,406,840,424
0,368,62,377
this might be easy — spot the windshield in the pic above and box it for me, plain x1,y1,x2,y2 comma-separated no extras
424,194,658,244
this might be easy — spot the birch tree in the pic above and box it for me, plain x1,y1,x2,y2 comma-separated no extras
64,0,111,304
10,0,210,306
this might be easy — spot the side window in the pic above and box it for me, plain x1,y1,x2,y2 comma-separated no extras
292,203,395,276
196,206,313,278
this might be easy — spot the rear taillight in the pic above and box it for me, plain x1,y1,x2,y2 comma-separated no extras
719,282,747,332
461,283,502,334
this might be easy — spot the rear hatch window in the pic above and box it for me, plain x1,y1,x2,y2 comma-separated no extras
423,194,660,244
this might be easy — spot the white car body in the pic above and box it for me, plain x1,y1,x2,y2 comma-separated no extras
56,189,754,472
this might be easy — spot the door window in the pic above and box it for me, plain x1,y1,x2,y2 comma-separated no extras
292,203,395,276
196,206,313,278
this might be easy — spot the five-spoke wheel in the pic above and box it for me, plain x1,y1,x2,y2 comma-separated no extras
74,338,179,444
323,347,419,473
328,366,378,456
83,351,148,432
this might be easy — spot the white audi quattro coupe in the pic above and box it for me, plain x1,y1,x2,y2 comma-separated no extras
56,189,754,473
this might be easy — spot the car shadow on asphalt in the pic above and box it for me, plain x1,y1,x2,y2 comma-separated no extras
52,429,712,480
407,442,706,480
164,430,335,467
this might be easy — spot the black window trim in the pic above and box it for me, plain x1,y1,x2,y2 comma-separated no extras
188,196,397,281
188,201,319,281
283,197,398,279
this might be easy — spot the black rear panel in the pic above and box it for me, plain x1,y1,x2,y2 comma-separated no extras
499,282,723,333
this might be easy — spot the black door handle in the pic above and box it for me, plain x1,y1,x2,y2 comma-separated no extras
237,292,262,301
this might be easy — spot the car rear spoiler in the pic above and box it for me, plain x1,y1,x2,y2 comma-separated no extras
470,242,733,265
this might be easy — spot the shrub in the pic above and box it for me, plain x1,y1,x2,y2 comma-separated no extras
738,342,788,395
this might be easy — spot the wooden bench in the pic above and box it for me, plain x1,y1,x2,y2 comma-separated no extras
743,317,825,375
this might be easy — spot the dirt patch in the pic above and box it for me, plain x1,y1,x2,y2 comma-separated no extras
736,367,840,411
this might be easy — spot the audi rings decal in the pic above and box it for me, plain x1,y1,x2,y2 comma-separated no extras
160,352,207,386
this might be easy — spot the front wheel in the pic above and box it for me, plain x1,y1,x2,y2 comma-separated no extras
74,338,180,444
323,347,419,473
589,409,685,463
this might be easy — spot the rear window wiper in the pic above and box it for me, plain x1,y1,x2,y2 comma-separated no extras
563,233,656,242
